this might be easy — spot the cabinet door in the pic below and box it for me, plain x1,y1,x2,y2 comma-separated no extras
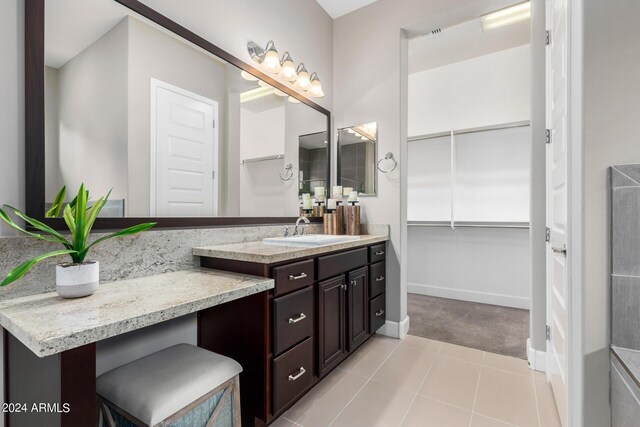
318,276,347,376
347,267,369,351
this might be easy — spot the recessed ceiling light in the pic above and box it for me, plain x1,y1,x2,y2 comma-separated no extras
481,1,530,31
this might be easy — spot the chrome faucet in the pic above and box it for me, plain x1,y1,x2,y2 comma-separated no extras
293,216,310,236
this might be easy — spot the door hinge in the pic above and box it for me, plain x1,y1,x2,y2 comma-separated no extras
211,171,215,179
212,120,216,128
545,227,551,242
545,129,551,144
546,325,551,341
545,30,551,46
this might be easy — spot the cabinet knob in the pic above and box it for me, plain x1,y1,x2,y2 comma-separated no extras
342,284,347,291
351,280,357,286
288,313,306,324
288,366,306,381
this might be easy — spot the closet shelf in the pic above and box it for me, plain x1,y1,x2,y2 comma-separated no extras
241,154,284,164
407,120,530,142
408,221,529,229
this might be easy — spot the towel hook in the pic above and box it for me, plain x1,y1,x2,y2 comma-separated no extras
280,163,294,182
376,152,397,173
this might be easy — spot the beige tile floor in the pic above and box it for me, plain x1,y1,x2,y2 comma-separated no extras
273,335,562,427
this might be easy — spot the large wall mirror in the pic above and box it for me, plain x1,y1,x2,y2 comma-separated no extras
26,0,330,228
337,123,377,196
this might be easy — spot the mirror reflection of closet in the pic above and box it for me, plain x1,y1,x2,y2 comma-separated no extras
337,122,377,196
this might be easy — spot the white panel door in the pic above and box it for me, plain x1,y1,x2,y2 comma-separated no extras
153,82,217,217
546,0,569,425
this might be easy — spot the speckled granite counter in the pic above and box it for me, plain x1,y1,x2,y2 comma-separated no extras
193,234,389,264
0,269,274,357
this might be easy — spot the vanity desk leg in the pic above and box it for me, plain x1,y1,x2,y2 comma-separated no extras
4,332,97,427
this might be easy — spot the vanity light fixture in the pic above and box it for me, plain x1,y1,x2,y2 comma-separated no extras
308,72,325,98
248,40,282,73
278,52,298,82
273,88,287,97
257,79,272,88
293,63,311,90
481,1,530,31
247,41,325,98
288,96,301,104
240,70,259,81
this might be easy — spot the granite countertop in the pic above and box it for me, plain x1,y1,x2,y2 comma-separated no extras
612,346,640,386
193,234,389,264
0,269,274,358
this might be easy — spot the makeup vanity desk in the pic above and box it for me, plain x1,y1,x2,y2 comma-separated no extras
0,269,273,427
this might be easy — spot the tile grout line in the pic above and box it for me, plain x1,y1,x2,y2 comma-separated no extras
397,356,436,427
532,374,542,427
468,351,485,427
282,416,304,427
326,339,403,427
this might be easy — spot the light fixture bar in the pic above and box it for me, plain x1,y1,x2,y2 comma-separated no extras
481,1,530,31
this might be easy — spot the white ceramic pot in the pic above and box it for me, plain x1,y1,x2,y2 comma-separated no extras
55,261,99,298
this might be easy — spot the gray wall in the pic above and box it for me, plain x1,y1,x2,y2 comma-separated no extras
583,1,640,425
55,18,129,205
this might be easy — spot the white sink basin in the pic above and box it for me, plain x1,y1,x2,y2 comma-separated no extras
263,234,361,247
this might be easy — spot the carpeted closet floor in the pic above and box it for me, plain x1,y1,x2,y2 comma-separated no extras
407,294,530,359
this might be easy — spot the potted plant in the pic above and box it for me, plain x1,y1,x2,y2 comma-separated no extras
0,184,156,298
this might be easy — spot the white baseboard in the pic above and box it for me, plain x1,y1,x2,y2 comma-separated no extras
376,316,410,339
408,282,530,310
527,338,547,372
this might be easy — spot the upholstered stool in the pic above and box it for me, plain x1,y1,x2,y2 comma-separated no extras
97,344,242,427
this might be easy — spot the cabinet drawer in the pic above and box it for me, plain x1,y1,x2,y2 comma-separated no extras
273,337,313,414
369,244,386,264
273,259,315,297
273,287,314,355
369,293,386,333
369,262,386,298
317,248,367,281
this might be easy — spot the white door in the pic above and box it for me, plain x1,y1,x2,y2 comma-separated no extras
152,80,218,216
546,0,569,425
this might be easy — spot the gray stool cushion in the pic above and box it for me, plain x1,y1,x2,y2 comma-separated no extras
97,344,242,426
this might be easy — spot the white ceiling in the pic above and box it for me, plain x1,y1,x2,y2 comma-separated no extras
315,0,379,19
408,16,530,74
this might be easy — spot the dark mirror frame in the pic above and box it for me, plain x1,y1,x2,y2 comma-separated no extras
25,0,330,230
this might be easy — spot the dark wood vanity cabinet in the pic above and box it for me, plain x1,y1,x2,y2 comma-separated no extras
347,267,369,351
198,241,386,426
318,276,347,375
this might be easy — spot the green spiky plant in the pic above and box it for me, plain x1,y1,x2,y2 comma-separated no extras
0,184,156,286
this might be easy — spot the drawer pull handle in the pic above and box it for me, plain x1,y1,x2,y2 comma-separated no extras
288,313,307,324
375,309,385,317
375,251,385,256
376,276,385,282
288,367,306,381
288,272,308,281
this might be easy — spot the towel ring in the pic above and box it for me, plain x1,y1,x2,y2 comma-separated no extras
377,152,397,173
280,163,294,182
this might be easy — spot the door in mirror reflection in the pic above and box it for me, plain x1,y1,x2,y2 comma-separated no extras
337,123,377,196
43,0,329,218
